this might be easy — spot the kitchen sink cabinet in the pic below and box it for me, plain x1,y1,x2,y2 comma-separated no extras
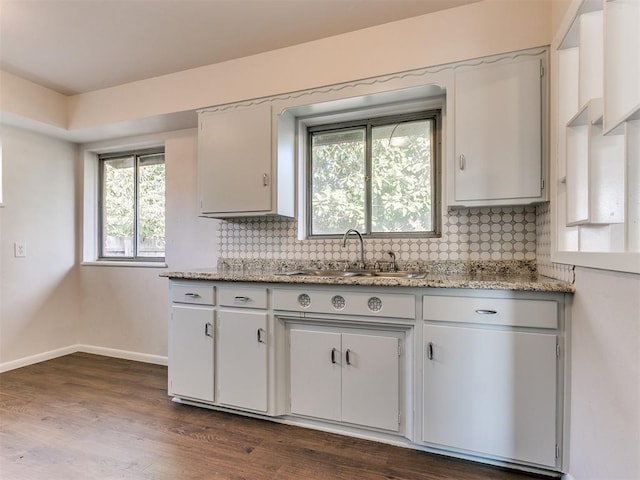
166,278,569,475
450,51,547,207
289,327,401,432
197,104,294,218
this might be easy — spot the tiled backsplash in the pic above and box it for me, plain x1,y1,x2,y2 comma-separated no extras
219,206,538,262
217,204,574,282
536,202,575,283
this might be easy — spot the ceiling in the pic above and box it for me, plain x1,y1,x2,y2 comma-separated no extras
0,0,481,96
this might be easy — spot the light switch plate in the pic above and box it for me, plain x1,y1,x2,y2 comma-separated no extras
14,242,26,257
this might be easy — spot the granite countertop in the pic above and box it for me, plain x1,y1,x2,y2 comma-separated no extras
160,259,574,293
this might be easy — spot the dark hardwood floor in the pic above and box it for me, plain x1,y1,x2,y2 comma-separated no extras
1,353,547,480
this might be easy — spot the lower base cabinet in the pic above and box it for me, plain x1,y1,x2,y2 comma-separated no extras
289,326,401,432
169,304,215,402
423,324,558,467
167,280,568,474
217,309,269,412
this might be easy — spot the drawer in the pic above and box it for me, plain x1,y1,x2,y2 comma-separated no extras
423,295,557,329
218,286,268,309
171,282,215,305
273,289,415,319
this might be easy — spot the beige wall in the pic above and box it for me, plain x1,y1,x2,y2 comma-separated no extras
64,0,551,131
0,0,555,364
76,130,218,359
0,126,80,367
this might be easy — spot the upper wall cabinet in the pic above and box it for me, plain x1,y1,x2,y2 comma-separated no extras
198,104,294,218
450,50,548,207
554,0,639,273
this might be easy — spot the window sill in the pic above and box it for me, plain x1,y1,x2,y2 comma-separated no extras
81,261,167,268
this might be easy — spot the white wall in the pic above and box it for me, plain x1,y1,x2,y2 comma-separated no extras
0,125,80,367
548,2,640,479
566,268,640,480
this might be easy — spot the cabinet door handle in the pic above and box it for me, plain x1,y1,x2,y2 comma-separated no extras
331,348,337,364
185,292,200,298
475,309,498,315
345,349,352,365
427,342,434,360
459,154,466,170
263,173,269,186
204,322,213,337
234,296,249,304
257,328,266,344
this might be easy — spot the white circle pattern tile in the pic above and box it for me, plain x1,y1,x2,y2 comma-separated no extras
218,207,542,264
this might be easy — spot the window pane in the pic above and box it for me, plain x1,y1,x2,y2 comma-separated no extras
310,128,366,235
371,120,433,233
102,157,134,257
137,155,166,257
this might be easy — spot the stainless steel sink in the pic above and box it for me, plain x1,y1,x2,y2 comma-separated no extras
372,271,426,279
279,269,426,279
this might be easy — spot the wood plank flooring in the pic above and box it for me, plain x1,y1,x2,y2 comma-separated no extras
0,353,548,480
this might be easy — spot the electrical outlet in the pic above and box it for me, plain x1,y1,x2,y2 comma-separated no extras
14,242,27,258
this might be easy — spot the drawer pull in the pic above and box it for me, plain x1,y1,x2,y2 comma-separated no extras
475,309,498,315
204,322,213,337
331,348,337,364
234,296,250,304
345,349,352,365
185,292,200,298
257,328,266,344
427,342,434,360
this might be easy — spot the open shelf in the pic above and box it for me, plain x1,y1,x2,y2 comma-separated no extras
604,0,640,133
554,0,639,273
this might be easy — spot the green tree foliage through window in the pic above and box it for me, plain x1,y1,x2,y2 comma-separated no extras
309,112,439,237
101,150,165,259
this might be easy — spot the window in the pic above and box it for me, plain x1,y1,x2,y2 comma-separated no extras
99,148,165,260
307,111,440,237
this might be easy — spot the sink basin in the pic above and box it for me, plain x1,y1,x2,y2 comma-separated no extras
280,269,373,278
279,269,426,279
372,271,426,279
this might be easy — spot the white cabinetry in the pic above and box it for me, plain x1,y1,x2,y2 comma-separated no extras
554,0,640,272
197,104,294,218
289,327,400,432
422,294,560,468
216,286,269,412
168,282,216,402
451,51,547,207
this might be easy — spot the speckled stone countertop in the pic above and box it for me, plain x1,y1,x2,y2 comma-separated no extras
161,259,575,293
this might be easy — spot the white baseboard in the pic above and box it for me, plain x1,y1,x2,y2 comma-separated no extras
77,345,167,366
0,345,77,373
562,475,575,480
0,344,167,373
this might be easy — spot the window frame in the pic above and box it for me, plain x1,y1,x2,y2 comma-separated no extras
98,147,166,262
306,110,441,239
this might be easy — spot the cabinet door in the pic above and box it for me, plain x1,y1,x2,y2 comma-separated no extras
341,333,400,432
198,105,272,214
217,309,268,412
289,329,341,422
454,57,542,203
168,304,215,402
423,325,557,467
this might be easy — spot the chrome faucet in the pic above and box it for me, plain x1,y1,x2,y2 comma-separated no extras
386,250,397,272
341,228,365,269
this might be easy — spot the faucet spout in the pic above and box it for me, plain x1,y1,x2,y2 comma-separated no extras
341,229,365,268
